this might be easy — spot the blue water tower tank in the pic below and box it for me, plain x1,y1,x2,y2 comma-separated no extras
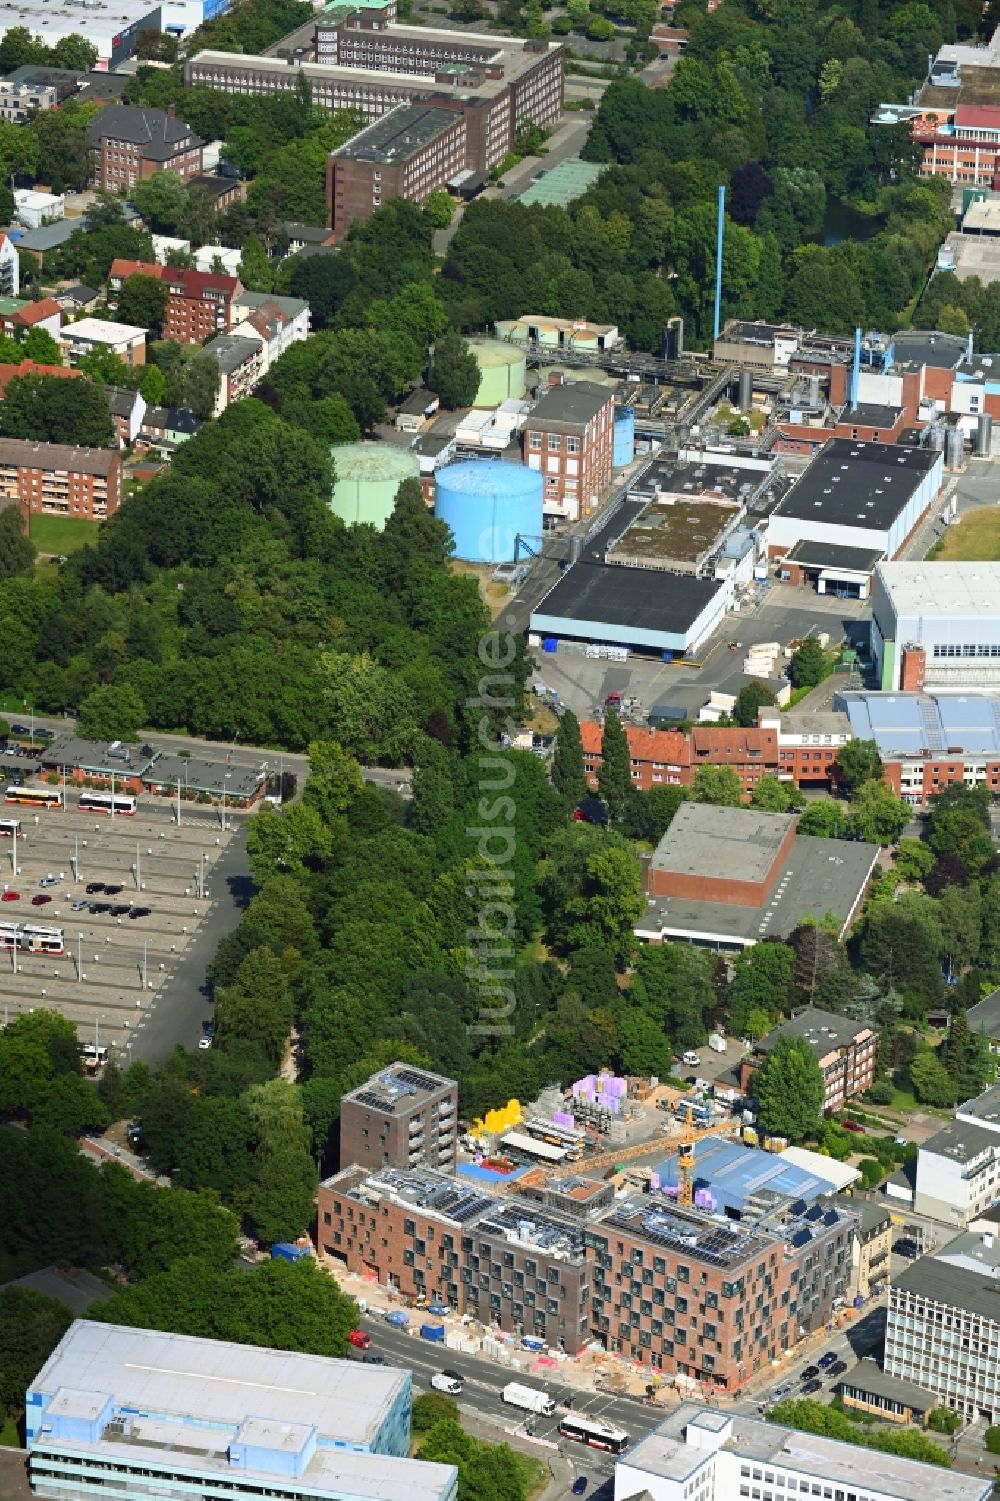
435,459,543,564
613,407,636,467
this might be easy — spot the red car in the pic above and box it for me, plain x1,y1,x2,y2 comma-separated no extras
347,1329,371,1350
1,890,18,901
841,1120,866,1133
31,894,51,907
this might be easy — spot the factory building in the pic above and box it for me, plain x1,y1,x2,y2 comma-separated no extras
637,805,879,950
766,439,943,573
614,1404,991,1501
25,1321,455,1501
870,562,1000,691
838,688,1000,801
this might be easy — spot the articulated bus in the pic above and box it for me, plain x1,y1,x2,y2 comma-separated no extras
78,791,138,816
557,1417,629,1454
4,786,62,810
0,818,21,837
0,921,64,955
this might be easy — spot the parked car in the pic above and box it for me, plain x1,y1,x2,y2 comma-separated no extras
70,899,88,911
841,1120,866,1134
818,1351,838,1369
129,906,151,919
800,1366,820,1381
828,1360,848,1377
573,1481,588,1496
198,1037,212,1050
802,1380,823,1395
772,1382,794,1399
1,890,19,901
86,882,105,894
105,884,124,896
362,1353,386,1364
894,1238,919,1259
39,874,58,887
110,904,132,917
682,1051,701,1067
348,1329,371,1350
89,902,111,915
432,1373,463,1395
31,894,51,906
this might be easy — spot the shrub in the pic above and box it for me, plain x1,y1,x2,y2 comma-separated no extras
985,1426,1000,1454
867,1081,894,1105
928,1408,961,1435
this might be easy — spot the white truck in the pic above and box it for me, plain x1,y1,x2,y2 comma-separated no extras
708,1032,727,1054
501,1382,555,1416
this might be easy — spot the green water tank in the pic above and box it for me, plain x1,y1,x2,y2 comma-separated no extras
469,339,528,407
329,442,420,530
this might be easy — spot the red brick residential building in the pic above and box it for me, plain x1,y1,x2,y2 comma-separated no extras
316,1162,855,1384
86,105,203,193
0,438,122,520
108,260,243,346
523,381,614,522
579,718,847,799
738,1006,877,1114
339,1062,459,1174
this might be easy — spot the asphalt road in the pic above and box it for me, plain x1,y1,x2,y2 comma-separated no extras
357,1316,661,1491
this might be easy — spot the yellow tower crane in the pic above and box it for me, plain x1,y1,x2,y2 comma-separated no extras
672,1115,742,1207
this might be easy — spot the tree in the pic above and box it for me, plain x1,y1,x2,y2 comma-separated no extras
118,274,169,338
590,715,634,828
937,883,981,980
550,707,587,809
909,1047,955,1107
0,505,35,580
728,942,795,1035
243,1078,318,1243
77,683,146,741
424,190,456,230
0,373,113,449
89,1256,359,1356
130,171,190,234
751,774,795,812
789,638,828,689
0,1287,72,1417
734,679,775,727
860,894,943,1011
836,739,883,793
78,347,131,388
847,780,909,845
693,765,743,806
140,363,167,406
894,838,935,885
413,1392,460,1431
239,234,273,293
303,739,363,825
752,1036,825,1141
797,800,846,838
180,354,221,421
246,802,333,885
216,948,294,1067
289,254,359,328
428,328,480,409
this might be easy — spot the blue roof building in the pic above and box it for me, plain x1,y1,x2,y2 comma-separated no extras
651,1134,843,1218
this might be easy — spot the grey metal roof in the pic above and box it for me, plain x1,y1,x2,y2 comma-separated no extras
838,691,1000,760
337,103,458,163
919,1116,1000,1166
86,105,203,159
891,330,970,371
841,402,902,427
204,332,259,374
784,538,885,573
967,989,1000,1039
837,1357,937,1411
14,220,76,252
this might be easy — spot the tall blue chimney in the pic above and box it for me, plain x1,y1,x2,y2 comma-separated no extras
713,185,725,345
851,326,862,408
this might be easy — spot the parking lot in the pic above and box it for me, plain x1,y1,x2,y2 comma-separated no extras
0,780,243,1064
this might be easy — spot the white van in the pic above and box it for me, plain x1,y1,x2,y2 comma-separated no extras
682,1051,701,1067
432,1372,463,1395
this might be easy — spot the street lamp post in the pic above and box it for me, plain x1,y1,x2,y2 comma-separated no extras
110,769,115,821
135,842,141,892
78,932,83,981
142,940,148,990
176,778,181,827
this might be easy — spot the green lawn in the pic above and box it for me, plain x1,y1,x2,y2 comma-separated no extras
30,515,99,557
928,508,1000,561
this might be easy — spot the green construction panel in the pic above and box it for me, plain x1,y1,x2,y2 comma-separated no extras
881,640,895,690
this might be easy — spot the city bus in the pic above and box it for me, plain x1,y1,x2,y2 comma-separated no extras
0,818,21,837
0,921,64,955
4,786,62,810
557,1417,629,1454
78,791,138,816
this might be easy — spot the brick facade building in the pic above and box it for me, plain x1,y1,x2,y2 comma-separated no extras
108,259,243,345
738,1007,877,1114
0,438,122,520
87,105,203,193
339,1063,459,1174
522,381,614,522
328,105,468,236
317,1163,855,1384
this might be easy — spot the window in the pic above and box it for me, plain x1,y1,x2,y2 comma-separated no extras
547,433,561,451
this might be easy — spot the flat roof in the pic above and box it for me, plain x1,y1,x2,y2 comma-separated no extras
343,1063,455,1112
633,1404,989,1501
920,1116,1000,1165
779,1147,860,1191
634,453,768,505
517,156,605,207
336,103,459,163
30,1322,408,1448
875,561,1000,617
758,1006,869,1057
652,1133,842,1208
650,803,795,885
639,836,879,947
0,0,158,48
528,380,612,427
891,330,970,370
841,402,903,427
609,496,739,565
774,439,938,531
530,554,724,638
935,1228,1000,1276
893,1254,1000,1322
61,317,146,344
785,538,885,573
957,1080,1000,1129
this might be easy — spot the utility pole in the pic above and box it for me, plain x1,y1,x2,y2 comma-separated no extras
73,834,80,883
78,932,83,981
141,940,147,990
135,842,141,892
176,778,181,827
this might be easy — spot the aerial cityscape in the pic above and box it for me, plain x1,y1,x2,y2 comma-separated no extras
6,0,1000,1498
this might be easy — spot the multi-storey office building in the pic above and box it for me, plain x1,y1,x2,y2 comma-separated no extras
339,1062,459,1173
87,105,203,193
328,105,468,234
614,1403,991,1501
522,380,614,522
317,1164,855,1388
885,1230,1000,1420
